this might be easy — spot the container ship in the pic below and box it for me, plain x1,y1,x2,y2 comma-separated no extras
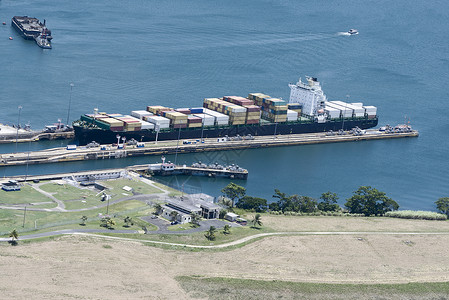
73,77,378,145
11,16,52,49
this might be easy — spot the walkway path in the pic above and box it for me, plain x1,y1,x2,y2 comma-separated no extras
2,230,449,248
140,216,240,234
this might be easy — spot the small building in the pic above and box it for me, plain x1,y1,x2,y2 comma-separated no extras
2,180,21,191
161,198,202,224
200,202,221,219
236,218,247,226
225,212,239,222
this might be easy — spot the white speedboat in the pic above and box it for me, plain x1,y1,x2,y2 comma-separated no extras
348,29,358,35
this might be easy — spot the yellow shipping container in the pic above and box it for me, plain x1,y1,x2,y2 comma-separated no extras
188,123,202,128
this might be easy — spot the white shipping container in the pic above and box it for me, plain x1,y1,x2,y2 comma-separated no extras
324,107,341,119
363,105,377,115
287,110,299,118
193,114,215,126
326,102,353,118
144,115,170,128
330,101,365,117
140,120,155,130
351,102,364,107
131,110,153,119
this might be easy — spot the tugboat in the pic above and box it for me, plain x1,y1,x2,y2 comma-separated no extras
348,29,359,35
34,29,52,49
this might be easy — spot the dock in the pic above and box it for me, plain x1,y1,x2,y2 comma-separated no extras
0,162,248,184
0,124,74,144
0,129,419,167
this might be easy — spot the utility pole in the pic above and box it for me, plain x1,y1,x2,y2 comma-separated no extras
66,83,74,127
22,205,27,227
15,105,22,153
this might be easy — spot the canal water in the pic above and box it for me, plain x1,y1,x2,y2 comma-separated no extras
0,0,448,210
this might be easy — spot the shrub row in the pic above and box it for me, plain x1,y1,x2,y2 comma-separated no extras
385,210,447,220
268,211,365,217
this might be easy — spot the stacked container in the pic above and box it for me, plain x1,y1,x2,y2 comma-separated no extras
131,110,153,120
187,116,202,128
362,105,377,119
95,118,124,131
114,115,142,131
324,106,341,119
147,105,171,116
81,114,108,123
262,98,288,123
175,108,191,115
163,111,188,128
203,108,230,125
193,113,214,126
244,105,261,124
331,101,365,117
223,96,254,106
189,107,204,114
203,98,247,125
286,110,299,122
287,103,302,115
144,115,170,129
325,102,353,118
248,93,271,103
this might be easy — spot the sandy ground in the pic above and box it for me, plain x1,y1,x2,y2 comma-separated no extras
1,231,449,299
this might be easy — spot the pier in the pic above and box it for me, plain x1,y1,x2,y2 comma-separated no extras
0,162,248,184
0,129,418,167
0,124,74,144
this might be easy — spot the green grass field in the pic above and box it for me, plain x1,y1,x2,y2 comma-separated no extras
0,200,152,235
0,184,52,205
176,276,449,300
102,178,162,199
39,182,100,201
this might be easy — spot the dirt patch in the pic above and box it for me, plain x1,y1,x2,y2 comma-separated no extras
1,232,449,298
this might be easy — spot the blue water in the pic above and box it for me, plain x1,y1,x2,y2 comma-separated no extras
1,0,448,210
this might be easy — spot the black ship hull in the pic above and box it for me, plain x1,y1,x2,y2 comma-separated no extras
11,17,36,40
74,118,378,145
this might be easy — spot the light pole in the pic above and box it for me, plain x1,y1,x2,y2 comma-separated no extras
66,83,74,127
116,134,120,147
22,205,27,227
15,105,22,153
174,127,181,165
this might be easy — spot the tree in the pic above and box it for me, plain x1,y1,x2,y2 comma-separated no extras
204,226,216,241
223,224,231,234
221,183,246,207
170,210,179,222
236,196,267,212
80,215,88,226
153,203,162,215
219,209,228,219
123,216,133,227
318,192,341,212
251,214,263,228
101,217,116,229
272,190,317,213
190,213,201,227
345,186,399,216
436,197,449,217
9,229,19,245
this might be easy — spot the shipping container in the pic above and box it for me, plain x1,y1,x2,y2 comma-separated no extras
131,110,153,119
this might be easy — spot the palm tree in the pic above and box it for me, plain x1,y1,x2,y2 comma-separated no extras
251,214,263,228
106,218,116,229
190,213,201,227
123,216,133,227
9,229,19,245
170,210,179,222
204,226,216,241
153,203,163,215
223,224,231,235
80,216,88,226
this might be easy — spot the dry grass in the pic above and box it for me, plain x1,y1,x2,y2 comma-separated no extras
2,228,449,298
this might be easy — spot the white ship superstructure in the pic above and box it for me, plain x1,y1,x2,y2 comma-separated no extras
289,76,326,117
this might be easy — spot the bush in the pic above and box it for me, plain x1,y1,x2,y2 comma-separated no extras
385,210,447,220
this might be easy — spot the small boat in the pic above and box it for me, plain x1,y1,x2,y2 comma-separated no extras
9,36,13,40
348,29,358,35
2,22,6,25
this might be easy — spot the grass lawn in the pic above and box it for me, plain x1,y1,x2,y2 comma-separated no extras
102,178,162,199
0,184,52,205
152,182,183,197
100,225,273,247
176,276,449,300
39,182,100,201
0,200,151,235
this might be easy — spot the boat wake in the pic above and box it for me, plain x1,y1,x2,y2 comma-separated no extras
337,32,352,36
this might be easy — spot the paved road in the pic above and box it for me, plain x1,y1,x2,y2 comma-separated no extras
140,216,240,234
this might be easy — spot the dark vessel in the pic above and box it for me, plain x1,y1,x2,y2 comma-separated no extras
73,118,378,146
73,77,379,145
11,16,52,49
